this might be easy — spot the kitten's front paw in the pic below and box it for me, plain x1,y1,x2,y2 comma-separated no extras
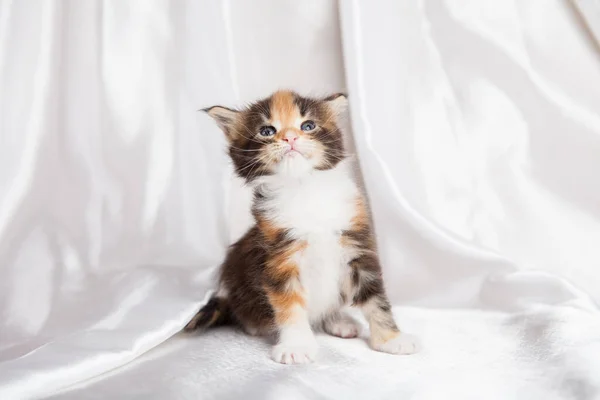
372,333,419,355
272,340,318,364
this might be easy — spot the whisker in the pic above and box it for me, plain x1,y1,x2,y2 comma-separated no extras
228,146,264,153
236,152,270,174
245,149,276,179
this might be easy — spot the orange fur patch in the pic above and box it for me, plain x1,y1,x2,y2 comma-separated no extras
266,240,307,282
351,195,369,229
269,90,305,142
264,239,307,324
340,235,351,247
256,216,283,243
341,195,371,249
267,290,306,324
270,91,297,125
371,328,400,347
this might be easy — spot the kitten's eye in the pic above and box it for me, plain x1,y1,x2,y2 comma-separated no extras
259,126,276,137
301,120,316,132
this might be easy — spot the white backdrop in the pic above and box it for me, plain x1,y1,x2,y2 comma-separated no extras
1,1,600,399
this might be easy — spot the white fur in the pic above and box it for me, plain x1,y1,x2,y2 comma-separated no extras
272,307,318,364
324,313,360,338
256,155,419,364
373,334,420,355
256,157,360,364
272,339,317,364
257,158,359,322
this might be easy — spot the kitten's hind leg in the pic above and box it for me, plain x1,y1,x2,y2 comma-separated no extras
360,296,419,355
322,311,360,338
351,254,419,355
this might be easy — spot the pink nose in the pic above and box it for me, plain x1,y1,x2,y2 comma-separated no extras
283,132,298,144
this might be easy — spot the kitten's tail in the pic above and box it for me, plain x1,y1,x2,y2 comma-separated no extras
183,296,233,332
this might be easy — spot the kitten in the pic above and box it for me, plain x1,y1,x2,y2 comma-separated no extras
184,90,418,364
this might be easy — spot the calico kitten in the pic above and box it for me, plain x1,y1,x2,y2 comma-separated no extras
184,90,418,364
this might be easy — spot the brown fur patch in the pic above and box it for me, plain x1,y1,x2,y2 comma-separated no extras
184,311,204,330
183,296,232,332
216,227,276,333
207,310,222,326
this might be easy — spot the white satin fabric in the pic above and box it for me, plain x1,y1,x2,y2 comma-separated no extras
1,0,600,399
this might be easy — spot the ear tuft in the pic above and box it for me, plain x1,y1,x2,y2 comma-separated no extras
203,105,239,141
324,93,348,115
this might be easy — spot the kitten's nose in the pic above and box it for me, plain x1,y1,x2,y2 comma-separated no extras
283,132,298,145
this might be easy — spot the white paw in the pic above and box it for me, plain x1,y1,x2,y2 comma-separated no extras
373,333,419,355
272,341,318,364
324,318,359,339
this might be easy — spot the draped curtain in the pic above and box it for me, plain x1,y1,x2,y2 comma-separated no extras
1,1,600,398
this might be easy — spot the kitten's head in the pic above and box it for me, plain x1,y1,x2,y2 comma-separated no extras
204,90,348,182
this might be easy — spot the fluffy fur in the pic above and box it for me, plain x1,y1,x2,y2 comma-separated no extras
184,90,418,364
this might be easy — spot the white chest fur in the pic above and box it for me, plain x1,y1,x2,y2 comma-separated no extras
258,162,359,321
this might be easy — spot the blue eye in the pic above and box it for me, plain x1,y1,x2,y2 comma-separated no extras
301,120,316,131
259,126,276,137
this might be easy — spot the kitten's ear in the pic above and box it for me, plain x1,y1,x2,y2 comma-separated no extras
202,105,239,141
324,93,348,116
